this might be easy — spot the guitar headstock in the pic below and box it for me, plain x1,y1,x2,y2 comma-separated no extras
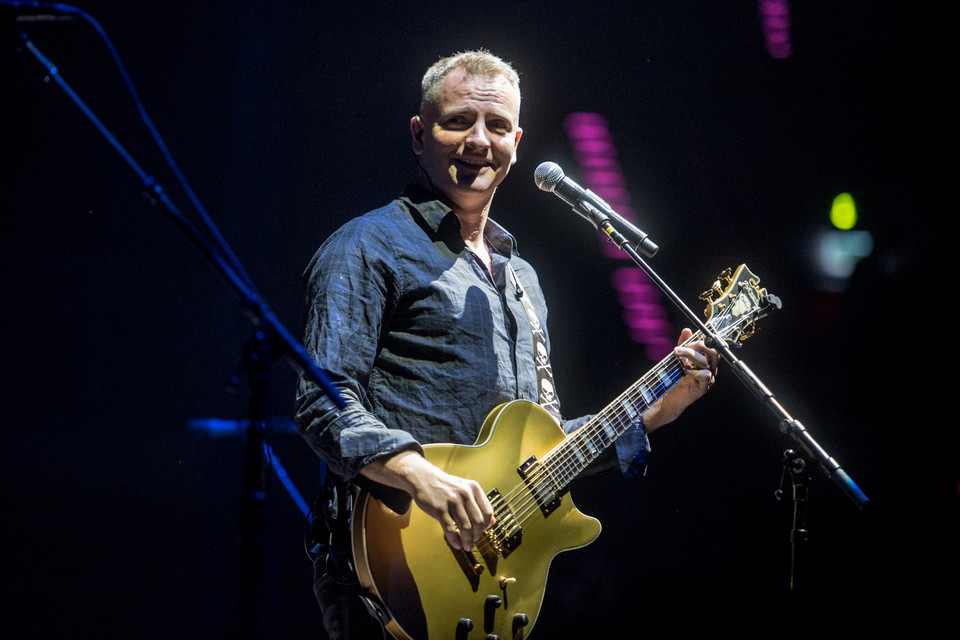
699,264,781,346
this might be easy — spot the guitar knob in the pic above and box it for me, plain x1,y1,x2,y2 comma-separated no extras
513,613,529,635
456,618,473,640
484,595,502,633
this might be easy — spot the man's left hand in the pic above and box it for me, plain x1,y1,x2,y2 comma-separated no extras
642,328,718,433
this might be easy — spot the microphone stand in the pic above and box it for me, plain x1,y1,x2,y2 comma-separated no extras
12,22,344,640
575,200,869,595
777,449,813,599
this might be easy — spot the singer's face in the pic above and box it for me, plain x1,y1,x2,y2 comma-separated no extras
411,70,522,214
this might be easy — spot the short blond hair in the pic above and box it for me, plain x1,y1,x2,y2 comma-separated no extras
420,50,521,109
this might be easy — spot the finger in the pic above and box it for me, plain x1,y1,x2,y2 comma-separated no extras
447,501,476,549
674,346,706,370
441,516,464,550
698,344,719,373
452,496,489,550
472,483,496,527
678,340,717,372
461,485,488,527
464,497,496,549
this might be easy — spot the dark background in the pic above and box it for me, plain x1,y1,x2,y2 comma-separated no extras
3,1,955,637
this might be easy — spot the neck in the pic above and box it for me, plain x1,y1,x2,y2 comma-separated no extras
457,210,488,248
415,173,494,244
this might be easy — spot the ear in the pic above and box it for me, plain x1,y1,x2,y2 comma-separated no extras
410,115,425,155
510,127,523,165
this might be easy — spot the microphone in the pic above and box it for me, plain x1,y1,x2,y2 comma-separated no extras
534,162,658,257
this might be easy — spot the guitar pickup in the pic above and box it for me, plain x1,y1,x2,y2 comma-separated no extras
518,455,565,518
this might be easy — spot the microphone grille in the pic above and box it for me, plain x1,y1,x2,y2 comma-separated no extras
534,162,565,192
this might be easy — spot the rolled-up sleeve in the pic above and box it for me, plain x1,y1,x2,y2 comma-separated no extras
294,215,423,511
561,414,651,479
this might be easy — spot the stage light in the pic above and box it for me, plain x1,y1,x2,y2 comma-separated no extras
814,230,873,281
564,113,674,360
812,192,872,289
759,0,793,59
830,192,858,230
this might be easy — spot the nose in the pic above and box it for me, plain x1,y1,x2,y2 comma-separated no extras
462,121,491,151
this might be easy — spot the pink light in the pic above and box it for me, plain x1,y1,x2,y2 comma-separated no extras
564,113,674,360
585,185,628,206
581,169,623,187
611,267,660,300
759,0,793,59
571,138,616,154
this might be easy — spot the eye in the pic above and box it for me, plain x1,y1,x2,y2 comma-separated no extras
442,114,472,129
487,119,512,135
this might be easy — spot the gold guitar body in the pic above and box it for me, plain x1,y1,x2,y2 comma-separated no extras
351,400,602,640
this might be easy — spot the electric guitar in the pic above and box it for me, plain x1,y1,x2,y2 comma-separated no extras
351,264,780,640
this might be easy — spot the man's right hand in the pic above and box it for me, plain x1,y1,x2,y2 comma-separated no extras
360,450,494,551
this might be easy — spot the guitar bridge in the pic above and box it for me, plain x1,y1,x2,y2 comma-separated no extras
486,488,522,559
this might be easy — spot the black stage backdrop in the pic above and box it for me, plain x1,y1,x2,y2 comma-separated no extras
2,1,955,637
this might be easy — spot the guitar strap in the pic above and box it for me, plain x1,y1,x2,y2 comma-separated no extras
508,264,563,423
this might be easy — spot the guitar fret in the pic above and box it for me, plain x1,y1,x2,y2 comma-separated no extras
613,411,632,433
599,416,617,440
621,399,638,419
582,432,598,458
592,427,608,450
638,383,655,405
570,438,588,468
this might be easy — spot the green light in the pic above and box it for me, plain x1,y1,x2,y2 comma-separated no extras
830,192,857,230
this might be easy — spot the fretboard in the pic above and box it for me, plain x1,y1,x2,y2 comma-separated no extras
541,332,701,490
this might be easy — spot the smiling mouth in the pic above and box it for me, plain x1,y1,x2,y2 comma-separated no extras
453,157,492,171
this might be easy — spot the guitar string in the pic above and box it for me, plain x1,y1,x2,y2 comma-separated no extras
482,366,682,547
536,304,754,495
484,338,692,541
547,352,686,483
485,309,752,544
513,305,757,531
491,345,694,539
492,348,688,534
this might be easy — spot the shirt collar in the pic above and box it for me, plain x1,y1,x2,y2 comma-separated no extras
399,184,519,259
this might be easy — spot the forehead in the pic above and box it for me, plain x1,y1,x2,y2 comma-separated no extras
430,70,521,120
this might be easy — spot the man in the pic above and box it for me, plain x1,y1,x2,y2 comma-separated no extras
295,50,718,640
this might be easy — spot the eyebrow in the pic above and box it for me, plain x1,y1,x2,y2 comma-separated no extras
439,105,517,126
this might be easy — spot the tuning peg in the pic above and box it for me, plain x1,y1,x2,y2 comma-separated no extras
762,294,782,311
700,278,726,303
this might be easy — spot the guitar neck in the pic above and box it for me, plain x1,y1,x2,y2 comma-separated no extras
543,332,702,489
